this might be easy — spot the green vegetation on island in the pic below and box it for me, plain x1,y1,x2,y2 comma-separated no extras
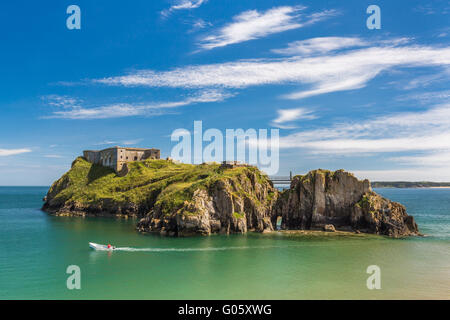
43,157,273,218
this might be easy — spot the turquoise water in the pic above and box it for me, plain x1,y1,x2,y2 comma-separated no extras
0,187,449,299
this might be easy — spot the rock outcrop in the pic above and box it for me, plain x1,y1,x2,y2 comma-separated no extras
137,171,277,236
272,169,419,237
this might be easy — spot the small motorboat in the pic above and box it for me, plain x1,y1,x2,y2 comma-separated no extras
89,242,116,251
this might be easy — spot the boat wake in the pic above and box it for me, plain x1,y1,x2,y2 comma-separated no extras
89,242,304,252
112,245,284,252
89,239,370,253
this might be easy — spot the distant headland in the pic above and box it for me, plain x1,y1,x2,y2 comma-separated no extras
41,148,420,238
372,181,450,188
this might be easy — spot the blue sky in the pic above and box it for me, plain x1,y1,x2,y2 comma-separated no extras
1,0,450,185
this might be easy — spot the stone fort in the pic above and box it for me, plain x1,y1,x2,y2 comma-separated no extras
83,146,160,172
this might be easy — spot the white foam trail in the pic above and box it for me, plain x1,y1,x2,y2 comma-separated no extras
112,245,287,252
91,239,375,253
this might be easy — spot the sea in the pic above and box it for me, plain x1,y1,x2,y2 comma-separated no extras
0,186,449,299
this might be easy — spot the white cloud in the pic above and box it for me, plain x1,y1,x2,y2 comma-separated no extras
122,139,143,145
414,4,450,15
248,103,450,180
161,0,207,17
353,168,450,182
42,95,82,108
397,90,450,104
171,0,205,10
272,108,316,128
189,19,212,32
276,104,450,156
44,90,232,120
390,151,450,167
198,6,338,50
95,43,450,100
0,148,31,156
94,140,118,146
94,139,143,146
272,37,367,56
402,68,450,90
44,154,64,158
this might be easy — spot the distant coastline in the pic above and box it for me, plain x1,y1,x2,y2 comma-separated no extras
372,181,450,188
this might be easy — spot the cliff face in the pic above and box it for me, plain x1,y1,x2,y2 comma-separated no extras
272,169,419,237
137,170,276,236
43,159,419,237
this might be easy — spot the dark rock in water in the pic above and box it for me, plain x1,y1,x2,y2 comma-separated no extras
272,169,419,237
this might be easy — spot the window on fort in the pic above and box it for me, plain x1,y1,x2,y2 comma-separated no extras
134,156,137,161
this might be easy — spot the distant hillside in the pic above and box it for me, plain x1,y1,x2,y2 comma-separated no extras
372,181,450,188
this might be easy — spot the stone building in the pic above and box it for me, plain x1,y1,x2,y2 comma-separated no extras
220,160,252,169
83,146,160,172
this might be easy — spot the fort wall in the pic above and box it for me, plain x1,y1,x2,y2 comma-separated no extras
83,146,160,172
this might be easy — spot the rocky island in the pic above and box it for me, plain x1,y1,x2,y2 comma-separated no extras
42,157,419,238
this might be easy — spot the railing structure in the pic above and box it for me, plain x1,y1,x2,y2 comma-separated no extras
269,171,293,185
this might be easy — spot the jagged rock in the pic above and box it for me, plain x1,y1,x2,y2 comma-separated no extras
137,171,277,236
351,191,419,237
272,169,419,237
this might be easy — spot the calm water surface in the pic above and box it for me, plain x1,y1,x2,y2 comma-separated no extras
0,187,449,299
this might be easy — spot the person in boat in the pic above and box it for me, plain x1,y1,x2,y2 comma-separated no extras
107,244,116,249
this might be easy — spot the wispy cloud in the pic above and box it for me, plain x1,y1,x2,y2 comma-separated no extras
44,154,64,158
353,168,450,182
122,139,143,145
94,139,144,146
276,104,450,156
397,90,450,104
189,19,212,32
42,95,82,108
272,37,367,56
413,3,450,15
161,0,207,18
0,148,31,156
401,68,450,90
390,151,450,167
93,140,119,146
43,90,232,120
271,107,317,129
198,6,338,50
94,43,450,100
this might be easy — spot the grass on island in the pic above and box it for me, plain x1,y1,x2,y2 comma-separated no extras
48,157,273,216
